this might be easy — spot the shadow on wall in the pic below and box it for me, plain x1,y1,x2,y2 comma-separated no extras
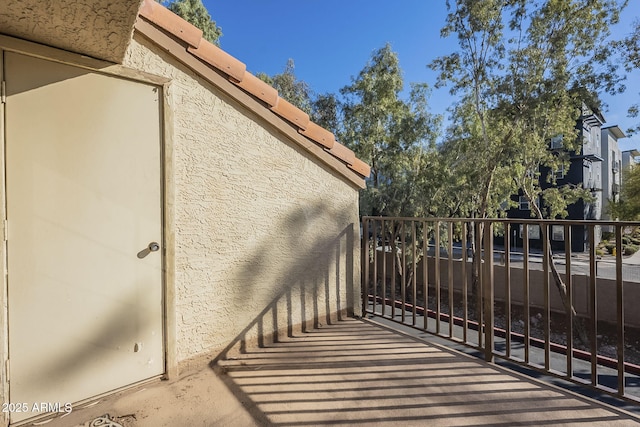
209,200,357,366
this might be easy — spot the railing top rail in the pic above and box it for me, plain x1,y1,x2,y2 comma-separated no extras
361,216,640,227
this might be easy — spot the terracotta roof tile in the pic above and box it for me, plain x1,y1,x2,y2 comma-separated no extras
349,158,371,177
139,0,202,48
299,122,335,149
235,71,278,107
328,142,355,166
270,97,310,131
187,41,246,83
134,2,371,183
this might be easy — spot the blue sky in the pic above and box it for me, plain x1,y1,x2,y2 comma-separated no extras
205,0,640,151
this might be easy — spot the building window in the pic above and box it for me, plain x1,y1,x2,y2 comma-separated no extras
519,224,541,240
552,225,564,241
550,135,563,149
519,196,539,211
554,165,565,179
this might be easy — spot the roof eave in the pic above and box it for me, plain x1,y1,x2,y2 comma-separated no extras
133,15,367,189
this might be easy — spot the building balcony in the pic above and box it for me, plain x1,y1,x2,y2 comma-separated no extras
361,216,640,412
38,216,640,427
49,317,640,426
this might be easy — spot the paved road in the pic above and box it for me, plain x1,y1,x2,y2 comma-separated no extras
498,254,640,282
440,244,640,282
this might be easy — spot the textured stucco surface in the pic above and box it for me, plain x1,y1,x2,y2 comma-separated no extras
123,36,361,362
0,0,141,62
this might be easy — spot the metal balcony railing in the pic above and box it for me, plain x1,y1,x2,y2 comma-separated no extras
361,216,640,403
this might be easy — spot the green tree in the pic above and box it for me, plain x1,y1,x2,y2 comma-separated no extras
341,44,441,218
159,0,222,45
610,165,640,220
431,0,625,341
257,60,341,130
341,44,442,292
311,93,340,135
617,19,640,134
257,59,312,115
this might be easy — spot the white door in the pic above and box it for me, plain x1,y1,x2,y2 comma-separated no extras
5,52,163,423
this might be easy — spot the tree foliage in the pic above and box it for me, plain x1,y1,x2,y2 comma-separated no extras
430,1,624,335
609,165,640,220
340,44,442,218
430,0,622,222
616,19,640,134
256,60,342,132
256,59,313,115
339,44,442,292
159,0,222,45
311,93,341,135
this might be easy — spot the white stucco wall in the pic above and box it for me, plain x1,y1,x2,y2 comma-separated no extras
123,36,361,363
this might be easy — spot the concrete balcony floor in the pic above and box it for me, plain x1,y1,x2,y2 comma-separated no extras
53,318,639,426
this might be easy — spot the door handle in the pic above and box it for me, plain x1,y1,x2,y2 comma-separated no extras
137,242,160,259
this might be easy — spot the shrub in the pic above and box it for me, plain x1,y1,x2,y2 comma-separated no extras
624,244,639,256
595,248,606,256
602,231,614,241
605,243,616,254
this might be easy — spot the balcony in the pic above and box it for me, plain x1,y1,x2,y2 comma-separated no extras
38,217,640,426
46,317,640,426
613,183,621,194
362,217,640,408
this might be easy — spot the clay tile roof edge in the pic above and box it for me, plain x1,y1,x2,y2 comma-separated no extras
187,41,246,83
134,3,371,183
270,97,310,131
349,158,371,177
328,142,356,166
299,122,335,150
139,0,202,48
235,71,279,107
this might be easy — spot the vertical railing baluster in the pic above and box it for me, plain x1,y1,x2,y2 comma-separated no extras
423,221,429,332
483,221,494,362
363,217,370,316
381,219,387,318
543,223,551,371
401,220,406,323
435,221,441,335
589,224,598,387
391,220,397,319
616,224,625,397
475,221,483,348
565,224,573,379
505,222,511,358
448,221,454,338
523,224,530,364
462,221,468,343
412,220,417,326
371,219,377,315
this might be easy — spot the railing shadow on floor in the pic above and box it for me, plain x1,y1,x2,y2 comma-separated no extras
211,317,640,426
361,216,640,407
